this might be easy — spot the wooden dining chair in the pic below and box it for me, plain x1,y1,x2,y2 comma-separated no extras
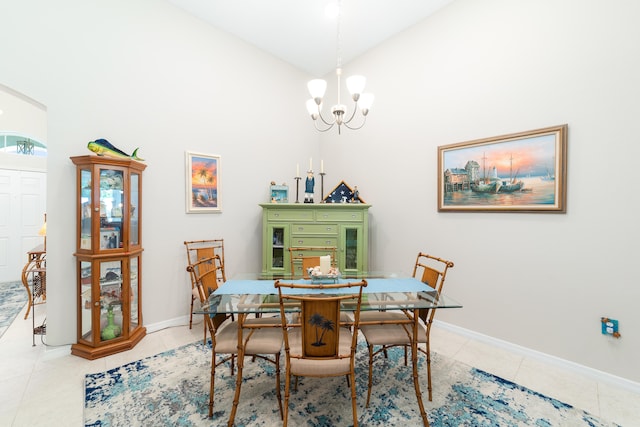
188,255,283,421
359,252,454,405
274,279,367,427
184,239,225,330
288,246,337,278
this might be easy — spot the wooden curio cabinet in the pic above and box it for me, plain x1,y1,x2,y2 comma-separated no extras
70,155,146,359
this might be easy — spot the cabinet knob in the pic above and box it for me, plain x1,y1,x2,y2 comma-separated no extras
94,301,100,307
94,207,99,212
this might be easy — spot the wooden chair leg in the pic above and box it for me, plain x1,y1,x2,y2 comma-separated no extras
350,370,359,427
366,343,374,407
283,369,291,427
208,350,216,418
189,295,194,329
275,353,283,419
426,339,433,401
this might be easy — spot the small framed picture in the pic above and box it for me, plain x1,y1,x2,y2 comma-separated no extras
270,184,289,203
100,228,120,249
186,151,221,213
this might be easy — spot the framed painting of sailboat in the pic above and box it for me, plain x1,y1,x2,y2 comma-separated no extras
437,124,567,212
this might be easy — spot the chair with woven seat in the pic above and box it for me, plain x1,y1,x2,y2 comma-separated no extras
187,255,283,421
275,279,367,427
359,252,454,406
184,239,225,339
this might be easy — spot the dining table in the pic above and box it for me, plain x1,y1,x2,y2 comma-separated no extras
194,272,462,427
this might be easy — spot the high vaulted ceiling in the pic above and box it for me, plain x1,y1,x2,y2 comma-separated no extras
168,0,454,76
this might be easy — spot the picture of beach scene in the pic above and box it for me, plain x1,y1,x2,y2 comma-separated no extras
186,152,220,212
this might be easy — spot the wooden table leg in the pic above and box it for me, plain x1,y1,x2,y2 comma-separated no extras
411,309,430,427
227,313,246,427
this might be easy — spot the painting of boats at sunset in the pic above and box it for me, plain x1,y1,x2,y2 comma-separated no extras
438,125,567,212
185,151,221,213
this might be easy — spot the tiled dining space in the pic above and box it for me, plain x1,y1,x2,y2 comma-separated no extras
1,302,639,427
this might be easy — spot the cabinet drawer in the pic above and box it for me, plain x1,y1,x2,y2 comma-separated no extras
291,223,338,235
316,210,363,222
267,210,314,221
290,236,338,247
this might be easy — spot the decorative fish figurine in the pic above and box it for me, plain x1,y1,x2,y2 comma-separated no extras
87,138,144,161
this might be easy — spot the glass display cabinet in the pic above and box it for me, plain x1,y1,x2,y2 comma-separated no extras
70,155,146,359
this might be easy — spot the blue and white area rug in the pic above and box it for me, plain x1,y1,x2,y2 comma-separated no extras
85,340,619,427
0,281,28,339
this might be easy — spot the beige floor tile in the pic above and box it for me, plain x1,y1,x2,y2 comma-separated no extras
515,357,600,416
597,381,640,426
451,338,523,382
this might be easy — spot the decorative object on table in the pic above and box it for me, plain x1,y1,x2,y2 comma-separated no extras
87,138,144,161
269,182,288,203
185,151,221,213
438,124,568,213
305,0,374,135
323,180,365,204
304,170,315,203
294,165,302,203
70,155,146,359
84,341,618,427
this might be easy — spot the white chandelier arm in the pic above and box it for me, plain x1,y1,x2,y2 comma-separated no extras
312,119,336,132
342,115,367,131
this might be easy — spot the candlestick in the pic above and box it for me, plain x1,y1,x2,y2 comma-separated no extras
294,176,301,203
321,160,324,173
319,172,326,203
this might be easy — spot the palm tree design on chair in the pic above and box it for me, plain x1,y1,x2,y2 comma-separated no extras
308,313,335,346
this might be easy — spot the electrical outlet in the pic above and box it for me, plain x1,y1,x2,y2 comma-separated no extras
601,317,620,338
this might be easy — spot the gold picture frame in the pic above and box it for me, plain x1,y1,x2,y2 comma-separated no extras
438,124,567,212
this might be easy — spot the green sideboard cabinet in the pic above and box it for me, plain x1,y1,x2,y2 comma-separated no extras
260,203,371,275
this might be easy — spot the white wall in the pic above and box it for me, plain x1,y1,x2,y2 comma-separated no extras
0,0,319,347
320,0,640,382
1,0,638,383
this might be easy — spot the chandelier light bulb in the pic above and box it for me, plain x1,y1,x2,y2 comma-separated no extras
358,93,374,114
307,79,327,102
346,75,366,96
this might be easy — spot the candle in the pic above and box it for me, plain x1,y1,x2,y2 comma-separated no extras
309,158,312,171
321,160,324,173
296,163,299,177
319,255,331,274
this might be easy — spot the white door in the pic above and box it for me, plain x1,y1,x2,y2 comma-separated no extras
0,169,47,282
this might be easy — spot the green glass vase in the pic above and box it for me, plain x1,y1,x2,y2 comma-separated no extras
101,305,121,341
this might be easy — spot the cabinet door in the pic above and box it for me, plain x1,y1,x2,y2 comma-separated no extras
98,259,124,343
98,167,125,252
266,224,289,273
129,171,141,247
129,255,141,331
79,169,93,250
339,225,364,274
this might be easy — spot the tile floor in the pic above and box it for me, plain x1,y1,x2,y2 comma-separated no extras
1,304,638,426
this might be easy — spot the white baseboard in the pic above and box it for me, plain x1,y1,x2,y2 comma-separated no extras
434,320,640,394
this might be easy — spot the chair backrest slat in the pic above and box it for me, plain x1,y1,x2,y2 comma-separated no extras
412,252,454,322
275,280,367,361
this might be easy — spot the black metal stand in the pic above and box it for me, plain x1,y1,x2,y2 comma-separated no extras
319,172,326,203
294,176,301,203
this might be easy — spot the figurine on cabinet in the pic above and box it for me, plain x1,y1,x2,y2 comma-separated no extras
304,170,315,203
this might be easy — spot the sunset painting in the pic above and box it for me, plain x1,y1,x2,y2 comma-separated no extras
186,152,221,213
438,125,567,212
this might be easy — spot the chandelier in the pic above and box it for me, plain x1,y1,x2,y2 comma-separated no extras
305,0,374,134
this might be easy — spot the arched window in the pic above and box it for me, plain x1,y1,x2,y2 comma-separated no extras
0,133,47,157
